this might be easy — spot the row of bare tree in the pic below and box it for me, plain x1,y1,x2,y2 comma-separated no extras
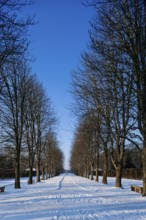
0,1,64,188
70,0,146,195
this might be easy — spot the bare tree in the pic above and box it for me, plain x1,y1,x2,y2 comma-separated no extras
71,0,140,189
24,75,39,184
33,83,56,182
0,0,34,129
0,0,34,69
43,131,64,179
71,57,111,184
84,0,146,193
70,115,97,180
0,60,30,188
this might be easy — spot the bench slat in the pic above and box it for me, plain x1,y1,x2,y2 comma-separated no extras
0,186,5,192
131,185,143,194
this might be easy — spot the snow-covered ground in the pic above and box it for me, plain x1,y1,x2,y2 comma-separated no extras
0,173,146,220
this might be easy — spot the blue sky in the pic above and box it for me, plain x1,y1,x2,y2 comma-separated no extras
25,0,94,169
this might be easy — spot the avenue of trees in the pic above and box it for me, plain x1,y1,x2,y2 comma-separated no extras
70,0,146,195
0,0,64,188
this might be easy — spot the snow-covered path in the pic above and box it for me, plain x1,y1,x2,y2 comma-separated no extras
0,173,146,220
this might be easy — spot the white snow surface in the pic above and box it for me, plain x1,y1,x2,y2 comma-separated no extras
0,173,146,220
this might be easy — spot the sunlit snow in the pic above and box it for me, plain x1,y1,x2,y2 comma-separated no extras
0,173,146,219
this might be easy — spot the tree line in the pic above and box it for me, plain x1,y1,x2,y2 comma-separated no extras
0,0,64,188
70,0,146,195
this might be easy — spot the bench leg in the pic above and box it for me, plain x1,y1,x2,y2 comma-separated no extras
0,187,5,192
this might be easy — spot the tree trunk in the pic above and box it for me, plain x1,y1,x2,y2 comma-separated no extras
90,162,94,180
28,165,33,184
84,167,87,178
143,82,146,186
46,166,49,179
41,165,45,180
143,147,146,196
102,148,108,184
142,67,146,195
53,167,56,177
116,164,122,188
15,158,21,188
36,159,41,182
51,164,53,177
87,165,89,179
95,152,99,182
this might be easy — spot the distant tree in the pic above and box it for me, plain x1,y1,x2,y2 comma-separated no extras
0,147,14,170
24,75,39,184
123,145,142,169
41,131,64,179
33,84,56,182
70,116,97,180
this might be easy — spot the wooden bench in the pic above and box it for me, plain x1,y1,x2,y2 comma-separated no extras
131,185,143,194
0,186,5,192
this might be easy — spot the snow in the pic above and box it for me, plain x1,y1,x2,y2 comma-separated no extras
25,168,36,171
0,173,146,220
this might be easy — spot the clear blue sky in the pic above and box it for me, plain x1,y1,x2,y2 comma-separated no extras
25,0,94,169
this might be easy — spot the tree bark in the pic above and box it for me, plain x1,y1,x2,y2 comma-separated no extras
142,89,146,195
90,162,94,180
84,167,87,178
102,148,108,184
28,165,33,184
143,147,146,196
87,165,90,179
46,166,49,179
36,159,41,182
115,164,122,188
41,165,45,180
95,152,99,182
15,158,20,188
